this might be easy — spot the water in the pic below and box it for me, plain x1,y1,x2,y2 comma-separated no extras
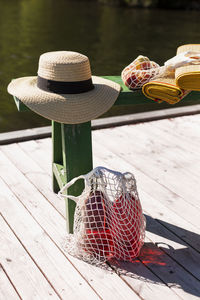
1,0,200,133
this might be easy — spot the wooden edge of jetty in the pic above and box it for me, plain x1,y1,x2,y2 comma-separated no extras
1,104,200,145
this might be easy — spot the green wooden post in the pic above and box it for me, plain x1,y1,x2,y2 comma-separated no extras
61,121,93,233
52,121,63,193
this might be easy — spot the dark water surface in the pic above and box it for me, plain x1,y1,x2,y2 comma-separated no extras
1,0,200,132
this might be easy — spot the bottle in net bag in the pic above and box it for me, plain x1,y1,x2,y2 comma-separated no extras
58,166,146,264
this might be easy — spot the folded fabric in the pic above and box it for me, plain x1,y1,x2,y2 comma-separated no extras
176,44,200,90
142,72,190,104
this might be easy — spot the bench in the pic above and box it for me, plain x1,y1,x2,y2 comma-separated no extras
13,76,200,233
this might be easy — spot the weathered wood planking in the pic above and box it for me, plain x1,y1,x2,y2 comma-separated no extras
7,123,200,298
0,215,59,299
23,120,200,240
138,239,200,300
19,139,52,175
0,178,100,300
93,125,200,223
148,116,200,157
120,122,200,198
1,142,65,218
2,114,200,299
92,140,200,253
9,142,186,299
0,150,140,300
99,124,200,210
144,214,200,280
1,145,184,300
0,261,20,300
29,143,200,298
2,105,200,145
93,144,200,291
23,123,200,246
92,135,200,228
92,140,200,299
1,142,185,300
130,123,200,179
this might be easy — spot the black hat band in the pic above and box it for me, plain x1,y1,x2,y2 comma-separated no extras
37,76,94,94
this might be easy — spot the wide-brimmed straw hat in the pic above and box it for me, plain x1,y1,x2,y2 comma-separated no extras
7,51,121,124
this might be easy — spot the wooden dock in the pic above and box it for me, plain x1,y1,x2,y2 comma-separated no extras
1,114,200,299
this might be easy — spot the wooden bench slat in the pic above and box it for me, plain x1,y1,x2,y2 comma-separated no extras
13,77,200,113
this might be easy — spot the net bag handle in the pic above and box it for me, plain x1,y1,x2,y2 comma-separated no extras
58,166,137,203
57,166,107,203
58,174,87,203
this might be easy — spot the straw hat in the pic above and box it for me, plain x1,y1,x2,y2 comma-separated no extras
7,51,121,124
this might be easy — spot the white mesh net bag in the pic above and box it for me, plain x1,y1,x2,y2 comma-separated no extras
58,166,146,264
121,55,161,90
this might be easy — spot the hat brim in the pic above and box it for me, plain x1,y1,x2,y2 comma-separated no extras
7,76,121,124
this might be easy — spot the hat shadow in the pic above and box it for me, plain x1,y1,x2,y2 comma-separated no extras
107,214,200,298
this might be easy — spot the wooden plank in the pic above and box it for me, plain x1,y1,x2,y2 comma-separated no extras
0,215,59,299
28,134,200,250
33,135,200,255
92,140,200,298
96,135,200,286
1,143,65,218
1,105,200,146
93,124,200,214
103,76,200,105
118,124,200,210
92,139,200,250
0,126,51,145
0,148,182,300
138,238,200,300
140,189,200,253
109,258,182,300
92,104,200,129
13,78,200,115
0,178,101,300
0,266,20,300
128,116,200,163
28,128,200,238
111,238,200,300
149,115,200,149
19,139,52,175
133,120,200,180
3,142,200,299
1,142,185,299
5,139,200,298
144,213,200,280
0,150,141,300
92,139,200,257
